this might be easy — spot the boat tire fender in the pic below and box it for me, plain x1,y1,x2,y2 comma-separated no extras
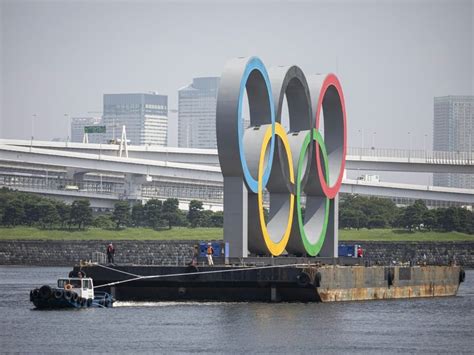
39,285,52,299
54,289,63,299
64,290,72,300
459,269,466,284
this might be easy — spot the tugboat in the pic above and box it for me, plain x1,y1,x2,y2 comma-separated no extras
30,275,114,309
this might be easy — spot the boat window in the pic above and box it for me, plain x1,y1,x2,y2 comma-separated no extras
70,280,81,288
58,279,69,288
83,280,89,290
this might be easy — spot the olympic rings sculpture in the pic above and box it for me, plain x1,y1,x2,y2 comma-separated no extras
216,56,347,256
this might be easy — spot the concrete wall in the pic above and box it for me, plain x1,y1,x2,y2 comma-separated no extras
0,240,198,266
351,241,473,268
0,240,472,267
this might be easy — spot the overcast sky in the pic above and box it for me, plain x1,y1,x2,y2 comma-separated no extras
0,0,473,151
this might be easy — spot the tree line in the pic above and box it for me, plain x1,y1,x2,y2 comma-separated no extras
0,188,92,229
339,195,473,234
109,199,223,229
0,188,223,230
0,188,472,233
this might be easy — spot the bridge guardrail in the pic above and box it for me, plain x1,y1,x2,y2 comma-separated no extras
347,147,474,165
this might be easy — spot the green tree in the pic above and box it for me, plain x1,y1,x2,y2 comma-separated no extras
340,209,367,229
145,199,163,229
403,200,427,231
367,216,386,229
23,199,41,226
131,203,145,227
70,200,92,229
439,207,460,232
112,201,130,229
37,201,59,229
2,199,24,226
201,210,214,227
55,201,71,229
188,200,204,228
92,214,115,229
210,211,224,227
162,198,180,229
456,208,473,234
422,209,437,231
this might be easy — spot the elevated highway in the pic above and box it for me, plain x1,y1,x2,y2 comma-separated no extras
0,142,473,209
1,139,472,174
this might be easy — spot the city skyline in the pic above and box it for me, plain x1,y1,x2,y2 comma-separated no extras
0,0,473,151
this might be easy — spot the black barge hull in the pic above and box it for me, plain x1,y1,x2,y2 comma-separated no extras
73,263,463,303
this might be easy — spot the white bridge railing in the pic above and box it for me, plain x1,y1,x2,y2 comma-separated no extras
347,147,474,165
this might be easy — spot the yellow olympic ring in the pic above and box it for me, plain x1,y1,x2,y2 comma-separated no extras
257,123,295,256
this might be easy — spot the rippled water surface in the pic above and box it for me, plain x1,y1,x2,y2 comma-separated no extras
0,266,473,354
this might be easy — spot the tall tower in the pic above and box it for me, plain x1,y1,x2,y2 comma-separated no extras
433,95,474,188
103,93,168,146
178,77,220,149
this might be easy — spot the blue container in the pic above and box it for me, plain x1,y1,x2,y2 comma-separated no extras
338,244,355,257
211,242,221,257
199,242,207,257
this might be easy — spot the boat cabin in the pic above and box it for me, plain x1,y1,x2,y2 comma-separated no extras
58,277,94,300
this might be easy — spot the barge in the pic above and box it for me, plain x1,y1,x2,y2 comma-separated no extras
71,260,465,303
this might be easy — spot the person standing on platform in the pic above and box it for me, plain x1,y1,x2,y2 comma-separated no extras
106,243,115,264
206,243,214,266
357,245,363,258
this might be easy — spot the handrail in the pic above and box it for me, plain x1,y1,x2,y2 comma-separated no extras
347,147,474,164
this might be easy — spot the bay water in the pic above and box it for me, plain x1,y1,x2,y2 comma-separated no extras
0,266,473,354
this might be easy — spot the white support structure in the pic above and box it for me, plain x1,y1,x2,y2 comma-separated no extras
119,125,129,158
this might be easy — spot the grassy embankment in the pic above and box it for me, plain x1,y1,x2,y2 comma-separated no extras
0,227,472,241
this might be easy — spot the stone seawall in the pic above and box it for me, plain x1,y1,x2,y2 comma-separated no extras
350,241,473,268
0,240,473,267
0,240,198,266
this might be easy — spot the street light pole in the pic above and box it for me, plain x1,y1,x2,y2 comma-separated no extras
358,128,364,155
408,131,412,159
64,113,70,144
30,114,37,151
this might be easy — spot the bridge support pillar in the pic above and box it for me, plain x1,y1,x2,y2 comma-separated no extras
123,174,146,201
65,169,88,188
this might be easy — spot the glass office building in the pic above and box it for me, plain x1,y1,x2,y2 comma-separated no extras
103,93,168,146
178,77,220,149
433,95,473,189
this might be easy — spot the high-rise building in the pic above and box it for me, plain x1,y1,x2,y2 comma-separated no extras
70,116,103,143
178,77,220,149
433,95,474,189
103,93,168,146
